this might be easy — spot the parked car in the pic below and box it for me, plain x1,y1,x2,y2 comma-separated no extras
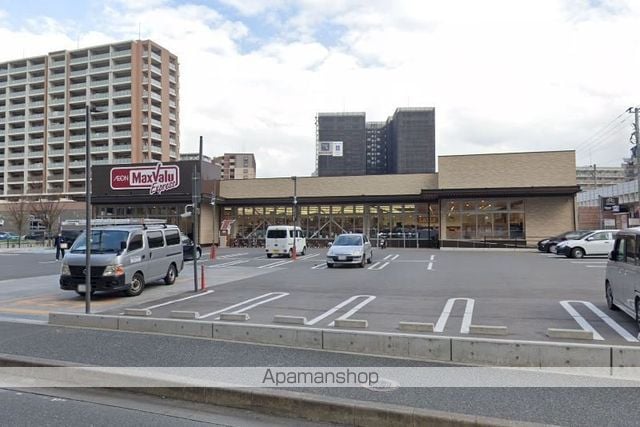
265,225,306,258
605,228,640,327
181,233,202,260
326,233,373,268
60,223,184,297
555,229,618,258
0,232,20,241
24,231,50,241
537,230,592,253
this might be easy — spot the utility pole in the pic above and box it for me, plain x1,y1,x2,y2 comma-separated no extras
628,107,640,219
594,164,602,229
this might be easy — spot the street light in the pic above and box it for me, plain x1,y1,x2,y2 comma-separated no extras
291,176,297,259
84,104,103,314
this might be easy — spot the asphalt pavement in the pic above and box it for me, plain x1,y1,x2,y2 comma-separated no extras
0,320,639,427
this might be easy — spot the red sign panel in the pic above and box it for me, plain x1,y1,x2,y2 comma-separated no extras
110,162,180,195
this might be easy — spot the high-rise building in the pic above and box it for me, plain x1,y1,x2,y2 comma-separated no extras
213,153,256,180
316,113,366,177
316,107,435,177
0,39,179,200
576,165,627,190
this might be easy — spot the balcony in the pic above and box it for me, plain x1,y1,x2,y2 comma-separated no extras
112,63,131,71
169,63,176,71
30,101,45,108
10,91,26,98
49,111,65,118
149,145,163,154
90,79,109,88
92,159,110,165
48,148,65,156
70,82,87,90
113,90,131,98
67,174,84,181
113,76,131,84
49,85,65,93
112,158,132,164
69,69,87,78
68,134,86,142
90,52,110,61
69,121,85,129
112,131,131,138
112,103,131,112
8,103,26,111
93,146,109,153
48,162,65,169
49,72,66,81
8,115,26,123
112,49,131,58
90,92,109,100
28,151,44,158
69,108,85,117
90,66,110,74
29,76,45,83
29,113,45,120
70,56,88,65
7,165,25,171
29,126,45,133
91,132,109,140
48,175,65,182
7,127,26,135
91,119,109,127
28,138,44,145
10,78,27,86
49,98,65,105
68,147,86,155
47,136,65,143
8,152,25,158
29,88,45,96
69,160,86,167
113,144,131,151
112,117,131,124
69,95,86,103
7,176,24,183
48,123,64,131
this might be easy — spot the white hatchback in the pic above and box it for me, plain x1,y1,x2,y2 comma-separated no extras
556,229,618,258
326,233,373,268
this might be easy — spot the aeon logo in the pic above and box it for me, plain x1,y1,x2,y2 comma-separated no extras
110,162,180,195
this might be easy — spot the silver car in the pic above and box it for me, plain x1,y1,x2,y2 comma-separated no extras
326,233,373,268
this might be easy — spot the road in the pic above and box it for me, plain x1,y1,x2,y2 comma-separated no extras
0,387,334,427
0,247,636,345
1,321,639,427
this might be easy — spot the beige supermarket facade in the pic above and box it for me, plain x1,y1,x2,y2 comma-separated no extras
83,150,579,248
213,150,579,248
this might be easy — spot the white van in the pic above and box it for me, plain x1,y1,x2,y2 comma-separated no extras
265,225,306,258
60,222,184,297
605,229,640,327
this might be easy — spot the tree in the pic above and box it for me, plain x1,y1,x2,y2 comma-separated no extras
30,199,65,246
7,199,30,248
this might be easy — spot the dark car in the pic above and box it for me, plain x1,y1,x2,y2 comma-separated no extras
537,230,592,253
182,233,202,260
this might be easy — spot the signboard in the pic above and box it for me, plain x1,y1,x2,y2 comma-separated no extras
110,162,180,195
601,196,619,212
318,141,343,157
604,218,616,227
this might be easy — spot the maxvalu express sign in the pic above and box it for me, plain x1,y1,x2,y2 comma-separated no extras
110,163,180,195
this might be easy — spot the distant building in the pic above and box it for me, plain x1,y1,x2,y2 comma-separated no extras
576,165,626,190
180,153,212,163
213,153,256,180
316,107,435,177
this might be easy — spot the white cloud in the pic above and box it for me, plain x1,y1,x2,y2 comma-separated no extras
0,0,638,176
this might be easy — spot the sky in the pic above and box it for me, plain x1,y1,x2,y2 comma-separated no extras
0,0,639,176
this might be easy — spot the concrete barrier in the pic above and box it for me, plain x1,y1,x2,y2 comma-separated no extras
611,345,640,368
323,330,410,358
48,312,119,330
124,308,152,317
219,313,250,322
333,319,368,329
273,315,307,325
547,328,593,340
398,321,434,333
118,317,213,338
407,335,452,362
170,311,200,320
452,337,611,367
213,322,322,349
469,325,508,336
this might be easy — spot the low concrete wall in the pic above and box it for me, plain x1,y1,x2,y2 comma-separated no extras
48,312,637,368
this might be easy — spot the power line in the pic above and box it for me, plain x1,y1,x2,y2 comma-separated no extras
574,110,630,152
577,114,632,153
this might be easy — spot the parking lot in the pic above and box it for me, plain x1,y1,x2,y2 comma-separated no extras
86,247,640,346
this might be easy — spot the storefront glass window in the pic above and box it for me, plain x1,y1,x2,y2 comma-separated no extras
443,199,525,241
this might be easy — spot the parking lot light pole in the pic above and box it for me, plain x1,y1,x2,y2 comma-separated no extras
84,104,92,314
291,176,297,260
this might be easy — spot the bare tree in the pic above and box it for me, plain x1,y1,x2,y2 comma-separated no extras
7,199,30,248
31,199,65,246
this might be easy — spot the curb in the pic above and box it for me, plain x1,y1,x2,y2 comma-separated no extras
0,352,546,427
48,312,640,368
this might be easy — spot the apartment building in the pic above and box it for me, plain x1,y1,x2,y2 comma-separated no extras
0,39,179,200
213,153,256,180
576,165,626,190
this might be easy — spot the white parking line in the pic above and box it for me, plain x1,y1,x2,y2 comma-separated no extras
430,254,435,261
39,261,60,264
144,290,214,310
368,261,389,270
198,292,289,320
434,298,475,334
311,264,327,270
258,260,293,269
219,252,249,259
427,262,433,270
559,300,638,342
585,265,607,268
300,253,320,260
571,261,607,264
208,259,249,268
306,295,376,326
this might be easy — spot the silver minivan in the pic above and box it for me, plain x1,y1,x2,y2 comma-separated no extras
605,228,640,330
60,223,184,297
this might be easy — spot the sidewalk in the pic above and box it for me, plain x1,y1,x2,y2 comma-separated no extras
0,244,53,253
